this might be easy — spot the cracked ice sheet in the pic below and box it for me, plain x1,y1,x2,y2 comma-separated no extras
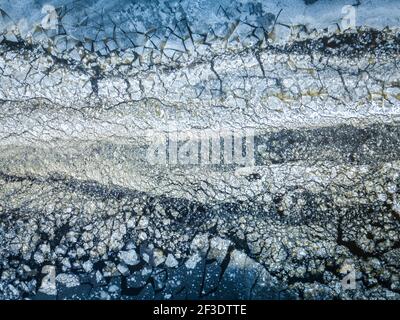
1,50,400,145
0,0,399,301
1,1,400,36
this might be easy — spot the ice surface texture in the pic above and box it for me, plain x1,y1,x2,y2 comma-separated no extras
0,0,399,300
